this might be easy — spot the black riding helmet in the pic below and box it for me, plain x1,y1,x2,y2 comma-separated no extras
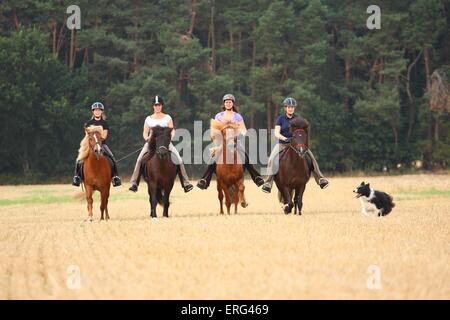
152,95,164,105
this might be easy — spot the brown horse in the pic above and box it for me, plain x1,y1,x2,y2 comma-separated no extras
274,117,312,215
77,126,112,221
210,119,247,215
142,126,177,218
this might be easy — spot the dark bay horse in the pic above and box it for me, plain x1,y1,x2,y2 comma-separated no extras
274,117,312,215
210,119,247,215
78,126,112,221
142,126,177,218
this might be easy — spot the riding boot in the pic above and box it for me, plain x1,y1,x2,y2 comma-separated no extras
243,152,264,187
102,145,121,187
110,161,122,187
197,161,216,190
177,165,194,193
261,175,274,193
305,149,329,189
72,160,83,187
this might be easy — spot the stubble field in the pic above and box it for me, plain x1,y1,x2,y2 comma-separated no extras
0,174,449,299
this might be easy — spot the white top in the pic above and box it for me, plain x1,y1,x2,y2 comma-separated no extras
145,114,172,128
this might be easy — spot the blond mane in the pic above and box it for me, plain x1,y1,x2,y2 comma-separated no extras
210,119,239,132
209,119,240,157
76,126,104,161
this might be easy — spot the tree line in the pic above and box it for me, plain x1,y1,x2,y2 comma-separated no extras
0,0,449,183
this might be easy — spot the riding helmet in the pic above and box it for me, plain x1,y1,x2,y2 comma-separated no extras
222,93,235,102
91,102,105,110
283,97,297,107
152,95,164,105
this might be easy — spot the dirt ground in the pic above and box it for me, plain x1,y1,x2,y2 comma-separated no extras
0,174,449,299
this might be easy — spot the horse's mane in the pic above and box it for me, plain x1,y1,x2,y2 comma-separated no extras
289,117,310,130
210,119,239,139
210,119,239,131
77,126,104,161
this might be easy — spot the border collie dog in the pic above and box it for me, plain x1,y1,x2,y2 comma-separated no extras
353,181,395,217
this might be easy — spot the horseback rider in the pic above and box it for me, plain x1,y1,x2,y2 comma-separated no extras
197,94,265,190
128,95,194,193
261,97,329,193
72,102,122,187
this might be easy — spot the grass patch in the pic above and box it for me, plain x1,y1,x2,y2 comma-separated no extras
396,188,450,201
0,189,180,206
0,195,74,206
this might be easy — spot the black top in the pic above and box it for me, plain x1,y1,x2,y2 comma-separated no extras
85,118,109,130
275,113,297,144
84,118,109,141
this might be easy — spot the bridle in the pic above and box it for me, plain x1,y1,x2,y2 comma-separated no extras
89,132,103,159
289,128,308,157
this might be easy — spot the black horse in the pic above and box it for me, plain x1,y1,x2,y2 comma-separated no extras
142,126,178,218
274,117,312,215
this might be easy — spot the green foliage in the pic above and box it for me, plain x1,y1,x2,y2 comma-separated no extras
0,0,449,183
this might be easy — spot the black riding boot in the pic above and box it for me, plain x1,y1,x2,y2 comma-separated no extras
110,160,122,187
244,152,264,187
197,161,216,190
72,160,83,187
102,145,121,187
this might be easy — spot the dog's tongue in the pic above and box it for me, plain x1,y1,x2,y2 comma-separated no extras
354,194,361,198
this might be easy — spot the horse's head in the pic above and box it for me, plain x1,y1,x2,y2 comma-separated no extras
149,126,172,159
289,117,310,157
85,126,104,159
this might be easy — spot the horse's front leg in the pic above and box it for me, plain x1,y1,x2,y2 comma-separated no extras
85,185,94,222
238,177,248,208
281,187,293,214
163,187,172,218
293,188,299,215
148,184,158,219
100,187,110,220
217,182,224,215
297,184,306,216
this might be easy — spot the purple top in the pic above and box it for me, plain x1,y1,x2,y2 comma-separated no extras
214,111,243,123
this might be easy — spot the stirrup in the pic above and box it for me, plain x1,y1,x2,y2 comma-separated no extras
261,183,272,193
319,178,329,189
254,176,264,187
196,179,208,190
112,176,122,187
72,176,81,187
183,183,194,193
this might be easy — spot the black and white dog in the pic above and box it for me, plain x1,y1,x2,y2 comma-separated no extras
353,181,395,217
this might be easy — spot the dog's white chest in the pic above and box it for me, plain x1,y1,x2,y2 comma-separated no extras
360,197,380,216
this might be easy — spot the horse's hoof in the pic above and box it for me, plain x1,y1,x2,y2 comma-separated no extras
241,202,248,208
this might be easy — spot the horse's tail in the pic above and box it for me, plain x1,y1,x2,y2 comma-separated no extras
228,184,236,202
278,190,293,203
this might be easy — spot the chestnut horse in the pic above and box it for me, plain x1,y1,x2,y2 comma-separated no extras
77,126,112,221
210,119,247,215
274,117,312,215
142,126,177,218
